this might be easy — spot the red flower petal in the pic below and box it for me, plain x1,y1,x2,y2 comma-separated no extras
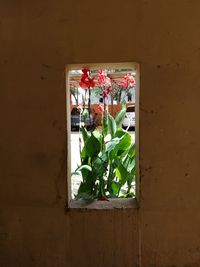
97,104,104,113
79,81,88,89
82,68,89,75
89,78,95,88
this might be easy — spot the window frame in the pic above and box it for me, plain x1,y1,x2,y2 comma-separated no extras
65,62,140,210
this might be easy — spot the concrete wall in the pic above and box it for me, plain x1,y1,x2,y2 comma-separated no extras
1,0,200,266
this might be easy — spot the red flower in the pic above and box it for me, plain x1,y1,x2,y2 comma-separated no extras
97,104,104,113
120,74,136,89
82,68,89,75
79,68,95,89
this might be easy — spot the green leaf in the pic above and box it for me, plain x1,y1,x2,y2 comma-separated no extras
111,182,120,196
106,137,120,156
85,134,101,157
77,181,91,194
92,128,101,140
116,163,129,185
131,166,136,176
102,117,108,137
115,133,131,154
114,128,126,138
71,164,92,177
127,173,134,188
81,126,90,144
127,157,135,173
122,152,135,173
81,168,91,181
81,146,87,159
71,172,80,176
93,154,108,178
115,107,126,127
108,114,117,138
77,164,92,172
128,144,136,158
106,132,131,160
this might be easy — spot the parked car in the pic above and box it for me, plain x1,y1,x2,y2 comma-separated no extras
122,105,135,130
71,107,97,130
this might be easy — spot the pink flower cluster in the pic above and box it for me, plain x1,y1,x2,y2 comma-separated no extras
120,73,136,90
97,70,112,98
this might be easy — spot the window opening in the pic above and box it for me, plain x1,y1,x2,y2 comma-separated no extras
66,63,139,204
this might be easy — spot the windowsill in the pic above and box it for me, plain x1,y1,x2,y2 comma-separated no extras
67,197,139,211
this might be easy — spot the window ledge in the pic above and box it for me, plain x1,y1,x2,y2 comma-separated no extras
67,198,139,211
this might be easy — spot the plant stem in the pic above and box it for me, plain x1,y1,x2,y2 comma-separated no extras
88,87,91,131
107,160,113,193
78,112,82,159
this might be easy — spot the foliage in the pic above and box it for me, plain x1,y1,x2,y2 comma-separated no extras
72,107,136,200
71,68,136,200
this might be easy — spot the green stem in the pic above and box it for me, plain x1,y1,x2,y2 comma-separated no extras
107,160,113,193
88,87,91,131
88,156,91,166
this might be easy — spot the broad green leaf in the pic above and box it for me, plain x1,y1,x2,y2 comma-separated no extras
106,137,120,155
122,155,135,172
71,171,81,176
114,128,126,138
93,155,108,178
92,128,101,140
81,146,87,159
72,164,92,177
77,181,92,195
108,114,117,138
92,128,103,149
115,107,126,127
115,133,131,155
128,144,136,158
111,182,120,196
81,126,90,144
127,173,134,188
76,164,92,172
127,157,135,173
122,155,130,168
107,132,131,160
81,168,91,180
116,163,129,185
85,134,101,157
116,149,129,158
131,166,136,176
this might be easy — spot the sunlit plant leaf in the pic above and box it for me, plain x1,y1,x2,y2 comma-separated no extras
115,107,126,128
85,134,101,157
108,114,117,138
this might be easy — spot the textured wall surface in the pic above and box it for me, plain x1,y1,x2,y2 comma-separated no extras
1,0,200,266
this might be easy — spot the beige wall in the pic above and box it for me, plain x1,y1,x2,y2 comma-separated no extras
1,0,200,266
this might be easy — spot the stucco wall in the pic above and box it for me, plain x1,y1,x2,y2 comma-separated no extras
1,0,200,266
